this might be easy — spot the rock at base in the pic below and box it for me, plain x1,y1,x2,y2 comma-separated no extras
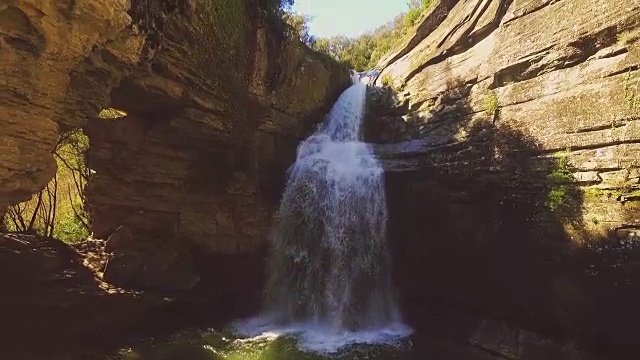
103,226,199,292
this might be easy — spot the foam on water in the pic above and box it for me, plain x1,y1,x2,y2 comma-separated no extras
232,316,412,354
232,71,412,354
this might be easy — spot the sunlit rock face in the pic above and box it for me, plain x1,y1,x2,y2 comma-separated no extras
0,0,144,210
1,0,350,295
367,0,640,353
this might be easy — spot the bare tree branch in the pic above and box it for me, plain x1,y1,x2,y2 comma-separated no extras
49,175,58,238
5,128,91,239
27,191,43,231
67,185,90,230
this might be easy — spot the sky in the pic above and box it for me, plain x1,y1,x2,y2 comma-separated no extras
291,0,410,38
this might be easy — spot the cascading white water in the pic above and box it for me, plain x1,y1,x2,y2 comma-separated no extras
234,72,412,353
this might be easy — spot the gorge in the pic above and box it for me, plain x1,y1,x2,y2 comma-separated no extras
1,0,639,359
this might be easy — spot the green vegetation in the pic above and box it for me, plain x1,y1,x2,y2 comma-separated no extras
281,1,434,70
282,12,314,45
617,28,640,46
547,187,569,212
546,155,574,212
582,161,640,204
405,0,434,28
582,188,624,201
306,1,434,71
99,108,127,119
381,74,394,87
193,0,303,91
4,129,91,243
483,91,499,115
623,69,639,111
203,0,248,53
267,0,295,16
583,186,640,203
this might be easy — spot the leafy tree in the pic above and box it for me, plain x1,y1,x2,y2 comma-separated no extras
405,0,433,27
266,0,295,17
281,0,432,71
310,9,424,71
409,0,434,9
283,12,315,46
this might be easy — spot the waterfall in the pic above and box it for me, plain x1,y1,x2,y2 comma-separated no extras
234,72,411,353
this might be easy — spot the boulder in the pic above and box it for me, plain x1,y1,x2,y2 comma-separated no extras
103,249,146,287
103,235,200,292
105,225,135,253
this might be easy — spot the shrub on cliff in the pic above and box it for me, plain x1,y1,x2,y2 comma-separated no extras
282,12,315,46
266,0,295,16
405,0,431,27
546,155,576,212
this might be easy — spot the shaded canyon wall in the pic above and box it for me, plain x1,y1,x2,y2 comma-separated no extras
369,0,640,355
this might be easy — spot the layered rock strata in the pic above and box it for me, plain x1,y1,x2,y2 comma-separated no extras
369,0,640,354
0,0,350,296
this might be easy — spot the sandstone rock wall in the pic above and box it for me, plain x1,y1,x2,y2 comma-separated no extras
1,0,350,295
0,0,144,211
369,0,640,353
85,3,349,248
374,0,460,70
84,1,350,296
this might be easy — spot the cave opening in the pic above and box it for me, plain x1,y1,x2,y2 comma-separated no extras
3,127,92,243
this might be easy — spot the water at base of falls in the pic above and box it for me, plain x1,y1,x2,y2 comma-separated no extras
233,316,412,354
233,71,412,353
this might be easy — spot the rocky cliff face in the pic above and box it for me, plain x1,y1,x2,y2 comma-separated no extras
0,0,144,212
369,0,640,354
87,3,349,302
0,0,350,300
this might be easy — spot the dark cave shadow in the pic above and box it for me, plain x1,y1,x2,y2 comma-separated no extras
0,233,234,360
376,75,640,358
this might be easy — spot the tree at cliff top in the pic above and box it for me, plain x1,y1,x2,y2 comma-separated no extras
277,7,424,71
308,0,433,71
282,12,315,45
405,0,433,27
267,0,295,14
